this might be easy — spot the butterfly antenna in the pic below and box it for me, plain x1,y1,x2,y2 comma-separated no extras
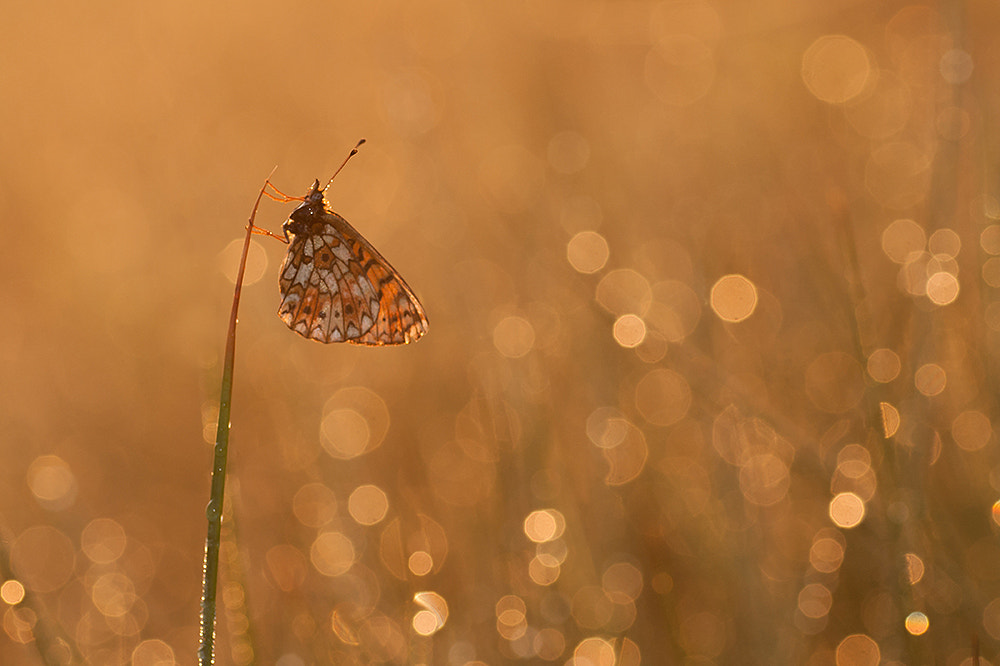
323,139,366,192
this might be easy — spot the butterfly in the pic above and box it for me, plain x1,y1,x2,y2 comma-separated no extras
252,140,428,346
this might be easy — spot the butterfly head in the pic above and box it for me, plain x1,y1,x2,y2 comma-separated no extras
305,179,325,203
282,179,328,240
293,179,329,215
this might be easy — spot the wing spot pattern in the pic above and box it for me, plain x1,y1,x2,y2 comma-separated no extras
275,187,428,346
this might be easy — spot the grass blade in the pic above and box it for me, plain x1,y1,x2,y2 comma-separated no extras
199,183,270,665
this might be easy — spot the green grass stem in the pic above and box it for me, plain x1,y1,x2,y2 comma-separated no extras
199,182,270,665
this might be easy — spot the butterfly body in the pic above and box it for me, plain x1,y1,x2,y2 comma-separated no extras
276,180,428,346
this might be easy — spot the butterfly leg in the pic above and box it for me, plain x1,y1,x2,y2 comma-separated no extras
262,180,304,203
247,176,298,242
249,225,289,244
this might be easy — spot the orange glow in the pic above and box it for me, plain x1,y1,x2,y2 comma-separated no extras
952,410,993,451
882,219,926,264
809,532,846,574
309,532,355,577
379,514,449,580
647,280,702,342
80,518,127,564
408,551,434,576
26,455,77,511
566,231,610,274
928,228,961,257
651,573,674,595
801,36,873,104
836,444,872,478
613,314,646,348
740,453,790,506
836,634,880,666
904,553,925,585
602,562,643,602
265,545,307,592
493,316,536,358
879,402,901,438
535,539,568,567
330,608,360,646
292,483,338,528
528,555,561,586
984,598,1000,640
940,49,974,84
10,527,75,594
602,422,648,486
710,274,758,322
635,369,692,426
0,581,25,606
595,269,653,317
904,611,929,635
357,614,406,662
348,484,389,525
867,348,901,383
3,607,36,645
91,572,136,618
982,257,1000,287
320,387,390,460
412,591,448,636
3,3,996,663
586,409,632,449
496,596,527,641
981,224,1000,254
830,493,866,528
798,583,833,619
319,408,370,459
532,627,566,660
131,640,176,666
523,509,566,543
573,636,617,666
925,272,959,305
914,363,946,396
496,595,525,616
218,238,268,286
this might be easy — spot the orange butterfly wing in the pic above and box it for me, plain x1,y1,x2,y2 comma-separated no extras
276,184,428,346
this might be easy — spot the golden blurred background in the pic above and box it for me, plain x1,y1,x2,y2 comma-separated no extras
2,1,999,664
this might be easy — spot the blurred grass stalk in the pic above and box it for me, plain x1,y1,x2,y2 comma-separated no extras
199,184,270,665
